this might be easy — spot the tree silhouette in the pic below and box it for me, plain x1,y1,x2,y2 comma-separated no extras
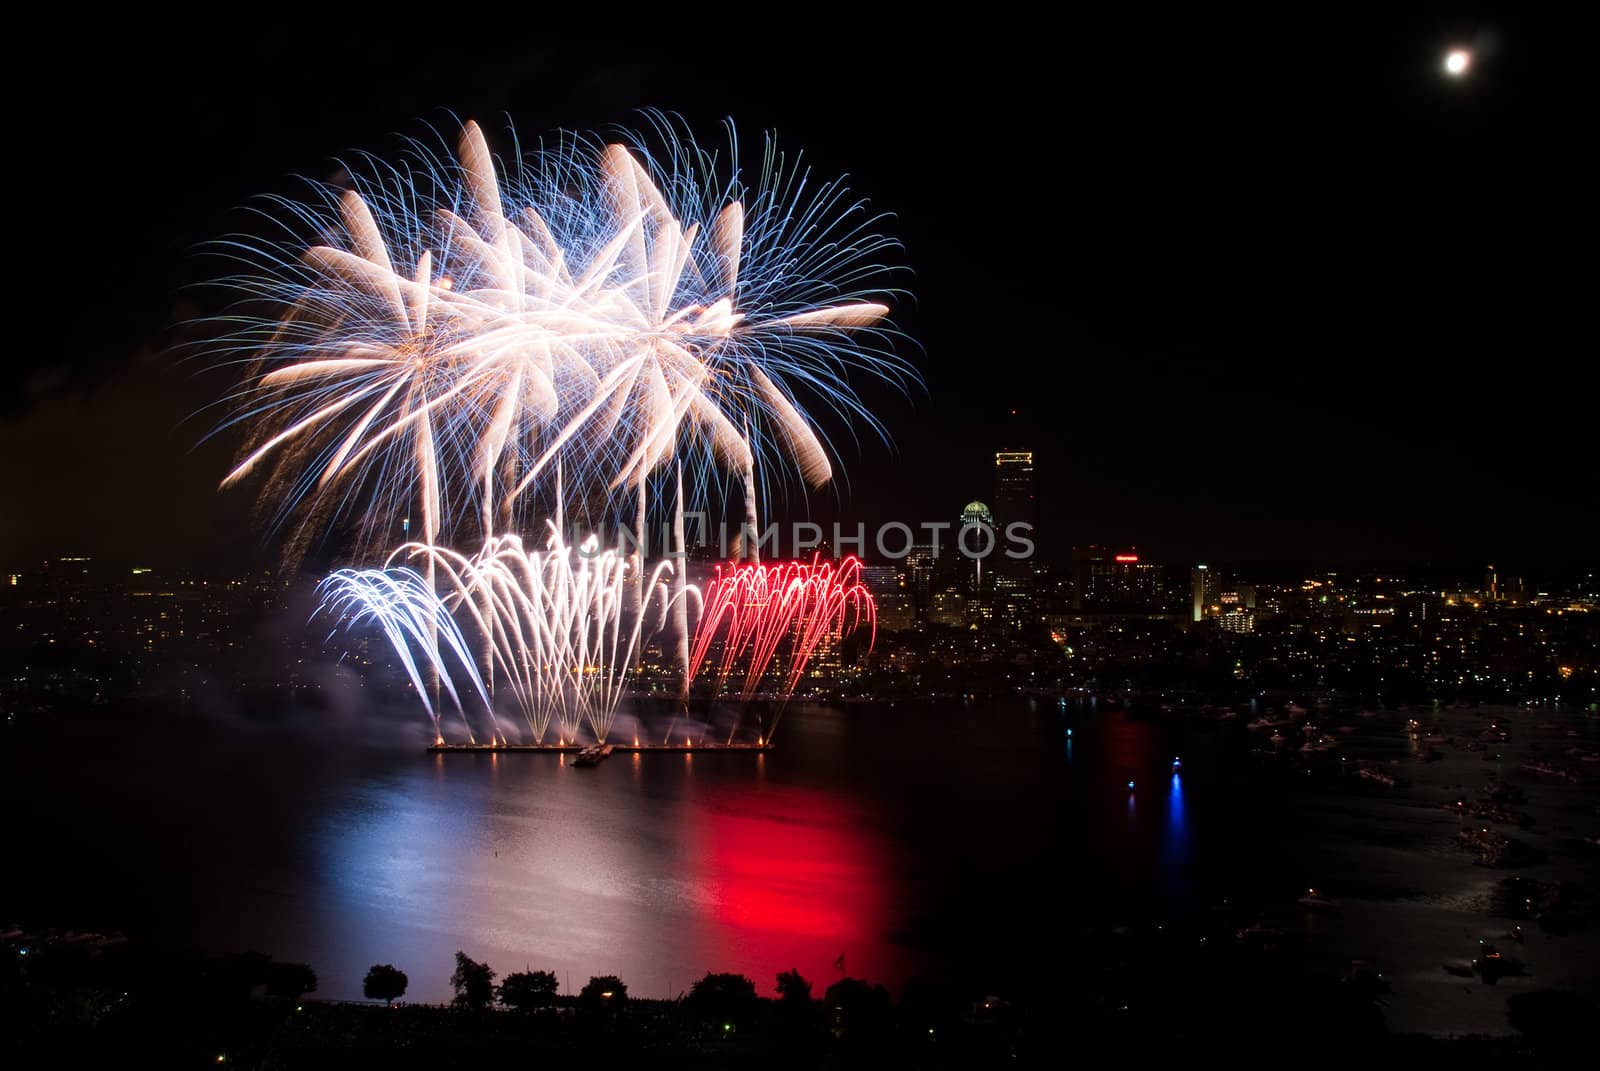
579,974,628,1013
498,969,559,1012
363,964,408,1006
686,972,758,1031
773,967,822,1052
776,968,812,1003
264,962,318,1001
210,950,273,1001
824,977,894,1045
450,951,496,1011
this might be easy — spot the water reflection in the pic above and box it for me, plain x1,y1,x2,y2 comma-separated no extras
684,785,891,991
317,753,896,1002
3,700,1252,1004
1166,773,1187,851
1163,771,1191,899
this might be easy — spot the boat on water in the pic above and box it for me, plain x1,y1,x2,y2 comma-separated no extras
1342,960,1390,994
1234,921,1286,944
1473,944,1526,983
573,744,615,768
1300,734,1340,754
1298,888,1341,911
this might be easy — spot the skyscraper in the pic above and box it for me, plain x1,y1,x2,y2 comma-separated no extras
992,447,1036,624
958,501,996,597
860,564,898,594
993,449,1035,534
1191,564,1220,622
861,563,914,631
901,544,938,603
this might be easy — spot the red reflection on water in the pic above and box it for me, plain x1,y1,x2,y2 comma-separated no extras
684,784,893,986
1100,713,1159,790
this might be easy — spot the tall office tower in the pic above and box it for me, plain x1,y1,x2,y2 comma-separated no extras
860,564,899,595
1192,563,1221,622
902,544,938,604
993,447,1036,624
861,544,911,632
993,449,1035,535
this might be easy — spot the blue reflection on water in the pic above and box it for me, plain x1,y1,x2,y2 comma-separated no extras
1167,773,1187,843
1163,771,1190,897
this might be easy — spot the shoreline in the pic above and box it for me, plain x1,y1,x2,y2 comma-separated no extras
426,742,774,754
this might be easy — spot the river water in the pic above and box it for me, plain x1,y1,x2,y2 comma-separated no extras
5,693,1595,1031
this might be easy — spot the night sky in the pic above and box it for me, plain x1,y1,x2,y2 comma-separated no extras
4,12,1590,573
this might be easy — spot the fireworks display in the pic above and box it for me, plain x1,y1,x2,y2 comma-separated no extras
314,565,490,742
216,115,906,744
690,556,878,701
213,115,911,553
369,527,690,745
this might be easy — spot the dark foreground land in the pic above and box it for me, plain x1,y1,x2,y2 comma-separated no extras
4,931,1593,1069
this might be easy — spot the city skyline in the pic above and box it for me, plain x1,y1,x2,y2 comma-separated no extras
3,424,1589,583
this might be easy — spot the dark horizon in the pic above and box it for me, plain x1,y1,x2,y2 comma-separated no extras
5,12,1593,570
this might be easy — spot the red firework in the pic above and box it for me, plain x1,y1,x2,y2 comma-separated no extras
689,555,877,701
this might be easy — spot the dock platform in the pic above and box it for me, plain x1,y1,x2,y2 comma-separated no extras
427,742,772,754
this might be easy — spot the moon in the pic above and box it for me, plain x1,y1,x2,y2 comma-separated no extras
1444,49,1472,76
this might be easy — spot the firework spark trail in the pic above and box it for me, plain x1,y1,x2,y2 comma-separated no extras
385,528,699,744
689,556,877,731
221,116,911,748
212,116,911,555
316,566,493,744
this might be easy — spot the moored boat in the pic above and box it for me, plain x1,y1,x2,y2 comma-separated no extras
573,744,615,767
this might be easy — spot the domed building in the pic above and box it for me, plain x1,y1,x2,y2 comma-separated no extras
959,501,995,531
957,501,997,613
